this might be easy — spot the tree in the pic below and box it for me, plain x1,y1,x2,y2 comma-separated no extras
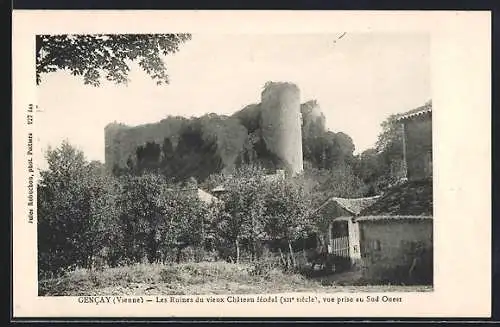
375,113,404,163
38,141,87,276
37,141,118,276
79,165,119,269
262,178,312,267
302,164,366,208
352,149,385,195
36,34,192,86
171,188,214,262
116,173,214,264
116,173,171,263
214,165,268,263
300,100,357,171
353,101,432,194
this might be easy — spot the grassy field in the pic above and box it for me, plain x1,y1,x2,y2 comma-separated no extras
39,262,432,296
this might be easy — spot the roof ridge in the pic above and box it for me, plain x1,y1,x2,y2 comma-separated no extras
330,195,381,201
396,106,432,122
353,215,433,222
324,195,383,215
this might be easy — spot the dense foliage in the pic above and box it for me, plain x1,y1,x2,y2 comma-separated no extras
38,143,316,277
352,100,432,194
38,142,119,276
36,34,192,86
38,100,431,279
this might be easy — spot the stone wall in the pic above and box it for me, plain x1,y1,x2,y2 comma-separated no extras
404,115,432,181
358,218,433,284
104,118,187,171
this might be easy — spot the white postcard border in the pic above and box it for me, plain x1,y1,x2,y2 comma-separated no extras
12,10,492,318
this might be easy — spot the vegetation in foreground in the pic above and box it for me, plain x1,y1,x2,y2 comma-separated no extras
39,261,432,296
37,100,433,288
36,36,434,294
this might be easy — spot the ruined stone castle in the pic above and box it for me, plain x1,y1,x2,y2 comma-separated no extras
104,82,316,177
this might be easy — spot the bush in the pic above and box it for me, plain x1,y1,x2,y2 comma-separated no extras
246,249,301,278
178,246,196,263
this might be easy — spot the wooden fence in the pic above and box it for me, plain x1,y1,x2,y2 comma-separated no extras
331,236,350,258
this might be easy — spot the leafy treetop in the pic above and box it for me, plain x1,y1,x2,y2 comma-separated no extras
36,34,192,86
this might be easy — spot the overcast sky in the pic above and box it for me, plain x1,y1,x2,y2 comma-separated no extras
37,33,430,164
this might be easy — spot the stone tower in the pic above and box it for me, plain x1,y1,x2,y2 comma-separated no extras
260,82,304,176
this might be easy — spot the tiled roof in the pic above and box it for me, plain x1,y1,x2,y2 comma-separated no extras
353,215,433,222
314,195,381,217
330,196,382,215
395,103,432,122
360,178,433,216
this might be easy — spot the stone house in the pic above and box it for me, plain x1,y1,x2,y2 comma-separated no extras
398,102,432,181
354,179,433,284
316,179,433,283
314,103,433,284
312,196,381,271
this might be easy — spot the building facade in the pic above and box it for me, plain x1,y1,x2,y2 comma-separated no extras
312,196,381,272
398,103,433,181
312,102,434,284
355,215,433,284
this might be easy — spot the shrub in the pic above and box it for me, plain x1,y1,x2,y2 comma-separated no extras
178,246,196,263
247,249,295,278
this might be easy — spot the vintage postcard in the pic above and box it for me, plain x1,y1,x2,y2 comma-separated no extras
12,10,491,318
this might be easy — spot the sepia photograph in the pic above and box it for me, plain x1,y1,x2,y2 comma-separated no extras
35,32,433,296
12,10,490,318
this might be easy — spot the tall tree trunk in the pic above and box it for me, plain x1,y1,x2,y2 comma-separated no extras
88,254,94,271
302,238,307,262
235,238,240,264
252,240,257,262
278,248,287,267
198,217,205,263
176,246,182,264
251,215,256,261
87,240,94,271
288,240,296,267
200,217,205,250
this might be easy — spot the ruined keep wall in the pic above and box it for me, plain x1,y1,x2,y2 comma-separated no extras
105,83,306,175
260,82,304,176
104,115,247,173
301,100,326,139
104,122,131,171
104,118,186,171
